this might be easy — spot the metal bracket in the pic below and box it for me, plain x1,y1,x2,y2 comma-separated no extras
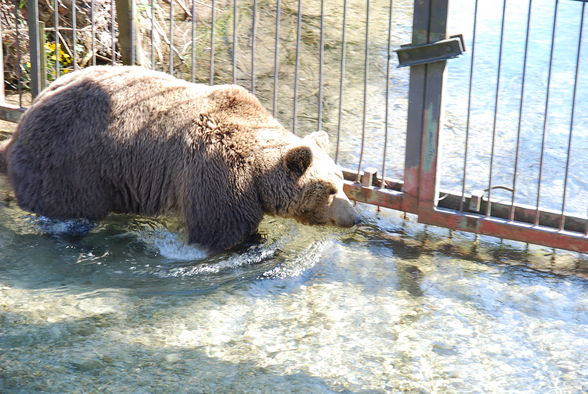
395,34,465,68
469,189,485,212
361,167,379,187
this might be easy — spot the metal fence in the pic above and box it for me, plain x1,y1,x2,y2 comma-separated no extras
1,0,587,253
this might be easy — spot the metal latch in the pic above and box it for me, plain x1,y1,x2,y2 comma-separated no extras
395,34,465,68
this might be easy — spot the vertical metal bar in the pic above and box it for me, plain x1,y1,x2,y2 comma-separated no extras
210,0,216,85
251,0,257,93
356,0,370,182
292,0,302,134
111,0,116,64
26,0,42,99
151,0,156,69
91,0,96,65
38,21,46,90
509,0,533,220
485,0,507,217
116,0,135,65
335,0,348,162
559,2,585,231
54,0,60,78
131,0,136,65
15,0,22,106
420,0,449,205
272,0,281,117
459,0,478,212
535,0,559,225
169,0,174,74
232,0,237,84
402,0,430,214
72,0,77,70
381,0,393,182
0,20,4,102
191,0,196,81
317,0,325,130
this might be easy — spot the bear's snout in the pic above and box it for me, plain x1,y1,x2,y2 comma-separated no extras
328,191,360,228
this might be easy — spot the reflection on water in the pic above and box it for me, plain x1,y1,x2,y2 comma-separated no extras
1,174,587,392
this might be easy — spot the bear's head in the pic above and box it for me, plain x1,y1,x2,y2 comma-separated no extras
257,130,359,228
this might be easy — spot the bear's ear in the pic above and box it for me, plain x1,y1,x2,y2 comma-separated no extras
305,130,330,151
284,146,313,177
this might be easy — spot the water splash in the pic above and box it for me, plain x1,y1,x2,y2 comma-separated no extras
24,215,96,236
260,240,328,280
139,229,209,261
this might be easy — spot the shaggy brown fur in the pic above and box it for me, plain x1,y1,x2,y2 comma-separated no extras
0,66,358,251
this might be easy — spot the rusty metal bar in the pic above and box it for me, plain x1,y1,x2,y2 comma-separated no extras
402,0,430,214
416,0,448,209
342,169,588,248
419,206,588,254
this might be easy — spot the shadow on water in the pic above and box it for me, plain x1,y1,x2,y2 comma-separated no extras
0,312,338,393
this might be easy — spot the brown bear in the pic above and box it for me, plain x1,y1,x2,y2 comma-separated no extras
0,66,358,251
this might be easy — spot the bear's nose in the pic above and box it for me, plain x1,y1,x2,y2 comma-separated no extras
353,216,362,225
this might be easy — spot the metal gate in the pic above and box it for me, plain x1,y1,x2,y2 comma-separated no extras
1,0,587,253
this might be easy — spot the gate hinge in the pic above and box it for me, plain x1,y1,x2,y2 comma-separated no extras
395,34,465,68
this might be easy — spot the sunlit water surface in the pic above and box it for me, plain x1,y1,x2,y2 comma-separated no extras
1,175,587,392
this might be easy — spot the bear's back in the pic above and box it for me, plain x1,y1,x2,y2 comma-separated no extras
7,66,278,220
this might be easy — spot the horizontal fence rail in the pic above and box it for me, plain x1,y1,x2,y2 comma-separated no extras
0,0,586,254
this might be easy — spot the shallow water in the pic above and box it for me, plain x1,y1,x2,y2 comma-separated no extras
1,174,588,392
2,0,588,391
